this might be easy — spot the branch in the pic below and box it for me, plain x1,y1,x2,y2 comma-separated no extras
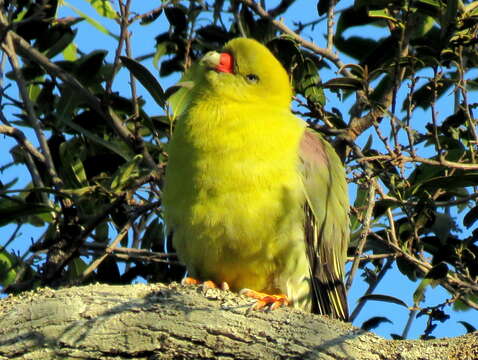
80,242,178,264
0,283,477,359
0,124,47,164
346,181,376,290
1,31,62,188
239,0,349,75
0,14,158,171
357,154,478,171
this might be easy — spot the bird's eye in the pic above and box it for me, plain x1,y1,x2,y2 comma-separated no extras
245,74,259,83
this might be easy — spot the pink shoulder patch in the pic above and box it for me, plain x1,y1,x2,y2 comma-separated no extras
299,130,328,167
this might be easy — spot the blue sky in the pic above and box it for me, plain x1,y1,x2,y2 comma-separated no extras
1,0,476,340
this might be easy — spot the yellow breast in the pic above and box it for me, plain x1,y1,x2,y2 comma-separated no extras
163,99,309,300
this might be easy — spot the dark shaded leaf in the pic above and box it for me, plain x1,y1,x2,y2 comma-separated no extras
165,7,188,34
65,258,88,280
35,24,76,59
96,256,121,284
335,36,380,62
457,321,476,334
336,5,374,36
361,316,393,331
358,294,409,308
140,8,162,25
110,154,143,194
396,256,419,281
322,77,363,90
0,201,54,227
414,174,478,194
142,219,164,251
317,0,331,16
160,55,184,77
196,25,233,44
75,50,108,86
464,206,478,228
120,56,166,108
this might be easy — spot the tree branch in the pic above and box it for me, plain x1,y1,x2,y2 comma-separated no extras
0,283,477,360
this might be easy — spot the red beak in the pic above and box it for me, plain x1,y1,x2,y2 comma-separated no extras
216,53,234,73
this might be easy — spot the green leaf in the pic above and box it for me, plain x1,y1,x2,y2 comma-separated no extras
295,57,325,106
358,294,409,308
63,42,78,61
61,115,132,161
57,85,82,122
110,154,142,193
166,61,205,121
413,263,448,305
59,140,88,188
62,186,97,197
95,221,109,243
63,1,119,39
0,200,54,227
153,42,170,70
443,0,458,30
87,0,118,19
368,9,401,25
0,251,17,288
410,15,437,39
120,56,166,109
453,293,478,311
66,257,88,280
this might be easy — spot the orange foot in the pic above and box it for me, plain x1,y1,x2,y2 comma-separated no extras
181,277,230,291
240,288,289,310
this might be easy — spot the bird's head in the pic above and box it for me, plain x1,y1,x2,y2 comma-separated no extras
200,38,292,107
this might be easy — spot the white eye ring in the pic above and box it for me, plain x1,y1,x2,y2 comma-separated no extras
245,73,259,83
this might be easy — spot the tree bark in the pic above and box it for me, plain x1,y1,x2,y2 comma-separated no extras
0,283,476,359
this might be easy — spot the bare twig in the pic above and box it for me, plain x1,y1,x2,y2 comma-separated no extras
0,14,158,171
357,154,478,170
326,0,336,51
350,257,394,321
238,0,349,75
346,183,376,290
0,124,46,164
106,0,132,94
80,220,133,280
81,242,178,264
1,31,62,188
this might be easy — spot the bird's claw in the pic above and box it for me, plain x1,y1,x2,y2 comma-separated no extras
182,277,229,291
240,288,289,311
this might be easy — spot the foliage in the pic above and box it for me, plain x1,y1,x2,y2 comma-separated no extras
0,0,477,339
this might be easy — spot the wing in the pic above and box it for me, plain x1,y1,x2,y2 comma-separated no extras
299,128,350,320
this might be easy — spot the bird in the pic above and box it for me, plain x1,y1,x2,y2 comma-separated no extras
162,37,349,320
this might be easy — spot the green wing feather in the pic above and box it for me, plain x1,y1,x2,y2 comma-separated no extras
299,128,350,320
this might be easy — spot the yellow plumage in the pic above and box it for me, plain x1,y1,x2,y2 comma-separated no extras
163,38,349,318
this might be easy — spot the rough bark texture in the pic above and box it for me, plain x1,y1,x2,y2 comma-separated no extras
0,283,476,359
